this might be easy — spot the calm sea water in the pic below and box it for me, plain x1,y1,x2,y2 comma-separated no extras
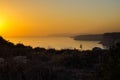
5,37,103,50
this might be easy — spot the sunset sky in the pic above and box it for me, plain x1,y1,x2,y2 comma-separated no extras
0,0,120,37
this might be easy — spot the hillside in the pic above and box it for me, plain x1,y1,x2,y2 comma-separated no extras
73,34,103,41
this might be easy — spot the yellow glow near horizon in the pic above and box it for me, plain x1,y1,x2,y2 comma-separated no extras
0,18,4,27
0,17,6,37
0,17,6,34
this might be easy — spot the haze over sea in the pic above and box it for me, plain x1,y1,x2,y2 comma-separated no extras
5,37,103,50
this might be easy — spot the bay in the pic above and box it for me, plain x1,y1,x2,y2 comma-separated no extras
5,37,103,50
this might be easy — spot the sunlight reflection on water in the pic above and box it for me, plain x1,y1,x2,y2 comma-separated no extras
6,37,103,50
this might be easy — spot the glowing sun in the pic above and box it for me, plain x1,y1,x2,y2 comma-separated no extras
0,19,4,27
0,18,6,33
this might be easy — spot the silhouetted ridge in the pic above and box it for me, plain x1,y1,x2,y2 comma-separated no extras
0,36,14,46
0,36,8,44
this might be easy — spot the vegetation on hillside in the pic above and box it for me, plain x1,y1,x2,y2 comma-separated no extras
0,36,120,80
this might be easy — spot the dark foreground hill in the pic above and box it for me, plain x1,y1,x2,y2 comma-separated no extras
0,36,120,80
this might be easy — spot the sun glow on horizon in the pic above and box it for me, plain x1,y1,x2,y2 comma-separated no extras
0,18,4,27
0,17,6,34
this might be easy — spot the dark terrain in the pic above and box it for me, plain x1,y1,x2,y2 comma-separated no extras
0,35,120,80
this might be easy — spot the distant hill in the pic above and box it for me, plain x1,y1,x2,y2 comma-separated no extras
73,32,120,48
101,32,120,47
48,33,79,37
73,34,103,41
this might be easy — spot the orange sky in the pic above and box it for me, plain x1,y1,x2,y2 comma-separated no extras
0,0,120,37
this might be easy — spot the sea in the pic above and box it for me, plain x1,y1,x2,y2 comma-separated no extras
5,37,103,50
